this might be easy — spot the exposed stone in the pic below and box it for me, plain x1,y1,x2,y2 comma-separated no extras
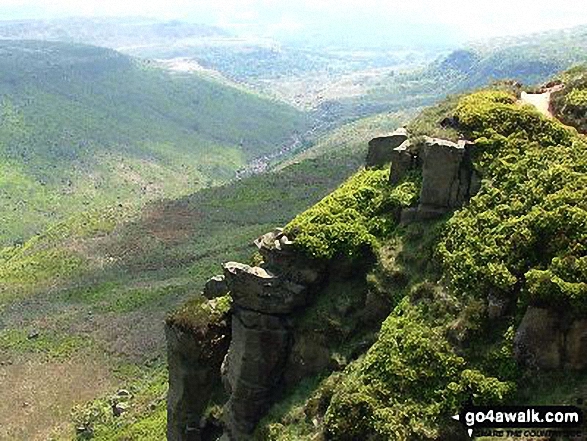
112,402,129,417
397,137,480,222
284,333,331,386
566,318,587,370
254,228,294,253
514,307,564,369
420,137,467,209
222,309,291,439
223,262,307,314
514,307,587,371
365,128,409,168
116,389,132,398
254,229,324,285
166,310,231,441
399,207,418,224
203,275,229,299
218,229,333,439
360,290,393,325
389,140,415,185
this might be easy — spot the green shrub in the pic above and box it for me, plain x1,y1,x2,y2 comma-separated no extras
455,90,574,146
166,294,231,333
285,169,420,259
324,299,513,441
438,90,587,313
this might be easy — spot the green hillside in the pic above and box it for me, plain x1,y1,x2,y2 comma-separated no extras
551,64,587,132
252,74,587,440
0,40,309,246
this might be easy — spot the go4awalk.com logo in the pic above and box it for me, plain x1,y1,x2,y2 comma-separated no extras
452,405,584,438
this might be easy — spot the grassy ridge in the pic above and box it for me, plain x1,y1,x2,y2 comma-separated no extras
329,27,587,122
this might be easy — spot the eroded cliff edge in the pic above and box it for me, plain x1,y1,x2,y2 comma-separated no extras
166,128,487,440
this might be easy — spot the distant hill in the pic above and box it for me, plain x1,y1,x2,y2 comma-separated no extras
325,25,587,121
0,17,445,115
0,40,309,245
0,17,230,49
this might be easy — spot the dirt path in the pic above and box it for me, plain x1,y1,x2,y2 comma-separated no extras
519,85,564,118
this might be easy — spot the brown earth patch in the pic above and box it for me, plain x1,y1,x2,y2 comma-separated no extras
72,310,167,363
0,357,114,440
140,201,203,244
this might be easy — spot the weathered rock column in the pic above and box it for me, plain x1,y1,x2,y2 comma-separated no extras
221,308,291,437
221,229,325,439
418,137,473,217
514,306,587,370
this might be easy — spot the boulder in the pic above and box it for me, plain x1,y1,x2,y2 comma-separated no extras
223,262,307,314
365,128,409,168
284,333,331,386
112,402,129,417
389,140,415,185
514,307,587,371
254,229,324,285
399,137,480,222
116,389,132,398
420,137,467,209
254,228,294,253
203,275,228,299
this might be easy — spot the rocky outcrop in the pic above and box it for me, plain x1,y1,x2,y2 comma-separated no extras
389,139,416,185
221,309,291,438
388,136,481,222
222,262,307,314
419,138,477,211
221,229,328,440
167,130,491,440
166,299,231,441
366,128,409,168
514,306,587,370
166,228,341,441
566,319,587,370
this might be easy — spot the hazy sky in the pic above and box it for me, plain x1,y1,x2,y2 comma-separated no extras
1,0,587,43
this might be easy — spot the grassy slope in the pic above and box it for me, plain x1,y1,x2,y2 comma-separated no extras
7,62,584,440
0,110,405,439
0,17,229,48
0,40,309,246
